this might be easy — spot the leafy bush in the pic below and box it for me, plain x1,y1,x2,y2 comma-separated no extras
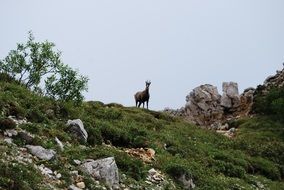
253,87,284,122
115,152,146,180
0,31,88,103
211,160,246,178
87,127,103,146
165,164,191,179
249,157,281,180
0,161,42,190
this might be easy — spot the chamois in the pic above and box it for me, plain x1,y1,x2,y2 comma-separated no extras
134,81,151,109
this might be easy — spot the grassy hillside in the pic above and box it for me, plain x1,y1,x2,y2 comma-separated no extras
0,80,283,189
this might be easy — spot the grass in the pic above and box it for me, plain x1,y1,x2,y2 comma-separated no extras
0,80,284,189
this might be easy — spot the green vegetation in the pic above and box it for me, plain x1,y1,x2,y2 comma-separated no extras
0,32,88,103
253,86,284,122
0,79,283,189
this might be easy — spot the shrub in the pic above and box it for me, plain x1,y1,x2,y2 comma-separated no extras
0,161,42,190
211,160,246,178
0,118,16,129
115,152,146,180
253,87,284,122
87,127,103,146
249,157,281,180
0,31,88,104
165,164,191,179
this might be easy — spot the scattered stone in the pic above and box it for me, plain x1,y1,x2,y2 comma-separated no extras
4,138,13,144
26,145,56,161
164,107,186,117
56,173,62,179
125,148,155,163
8,116,28,125
38,164,54,178
55,137,64,151
4,129,18,137
67,119,88,143
80,157,119,188
68,184,82,190
178,174,195,189
147,168,165,184
76,182,85,189
74,159,81,165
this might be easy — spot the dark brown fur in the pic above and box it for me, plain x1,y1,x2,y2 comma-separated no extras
134,81,151,109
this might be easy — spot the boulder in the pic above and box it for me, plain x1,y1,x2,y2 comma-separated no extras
67,119,88,143
80,157,119,188
26,145,56,161
178,174,195,189
221,82,240,111
184,84,223,126
239,87,255,115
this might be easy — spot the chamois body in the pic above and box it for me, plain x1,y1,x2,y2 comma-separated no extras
134,81,151,109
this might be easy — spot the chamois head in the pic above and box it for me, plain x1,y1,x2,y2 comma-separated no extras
145,80,151,89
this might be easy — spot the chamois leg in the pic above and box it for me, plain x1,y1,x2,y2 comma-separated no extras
135,100,138,107
138,102,142,108
146,101,148,109
142,102,145,108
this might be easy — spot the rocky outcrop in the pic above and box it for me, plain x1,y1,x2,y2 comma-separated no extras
167,82,254,127
221,82,240,112
80,157,119,188
263,68,284,89
67,119,88,143
184,84,223,126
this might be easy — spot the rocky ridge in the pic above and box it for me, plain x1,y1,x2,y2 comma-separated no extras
164,67,284,136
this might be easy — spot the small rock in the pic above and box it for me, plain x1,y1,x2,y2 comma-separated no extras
80,157,119,188
8,116,28,125
4,138,13,144
70,170,79,175
74,159,81,165
113,184,120,190
55,137,64,151
26,145,56,161
229,127,236,133
4,129,18,137
56,173,62,179
148,168,157,175
178,174,195,189
67,119,88,143
68,184,81,190
76,182,85,189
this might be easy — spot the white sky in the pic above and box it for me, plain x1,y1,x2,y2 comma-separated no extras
1,0,284,110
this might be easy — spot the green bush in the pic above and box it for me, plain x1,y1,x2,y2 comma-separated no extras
211,160,246,178
27,108,47,123
115,152,146,180
165,164,191,179
87,127,103,146
249,157,281,180
0,117,16,129
0,161,42,190
253,87,284,122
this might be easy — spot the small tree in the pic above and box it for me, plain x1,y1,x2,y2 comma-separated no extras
0,31,61,89
45,64,89,104
0,31,89,103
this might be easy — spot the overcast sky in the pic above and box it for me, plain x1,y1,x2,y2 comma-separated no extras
1,1,284,110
